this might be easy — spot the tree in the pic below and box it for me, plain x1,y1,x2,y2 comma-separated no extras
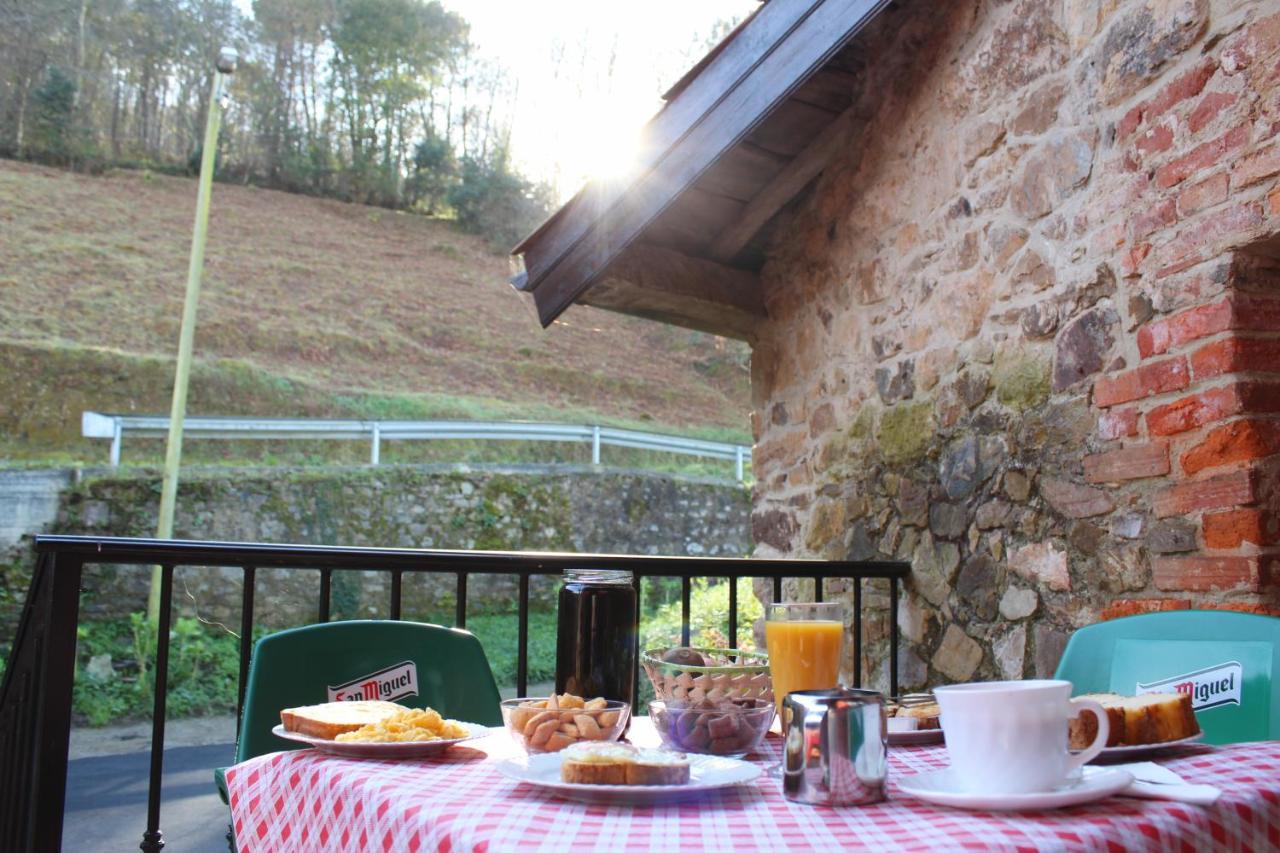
329,0,466,204
28,65,85,162
404,127,455,213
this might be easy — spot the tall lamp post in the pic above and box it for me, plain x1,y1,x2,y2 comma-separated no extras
147,46,238,623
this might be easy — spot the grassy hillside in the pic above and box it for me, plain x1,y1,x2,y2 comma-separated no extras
0,160,751,464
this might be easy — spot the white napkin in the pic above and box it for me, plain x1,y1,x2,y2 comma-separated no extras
1113,761,1222,806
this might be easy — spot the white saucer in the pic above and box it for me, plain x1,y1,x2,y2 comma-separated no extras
897,766,1133,811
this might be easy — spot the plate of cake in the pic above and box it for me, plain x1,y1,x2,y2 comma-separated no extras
496,741,761,804
274,699,494,758
1069,692,1203,760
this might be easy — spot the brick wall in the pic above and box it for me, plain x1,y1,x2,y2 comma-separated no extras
748,0,1280,691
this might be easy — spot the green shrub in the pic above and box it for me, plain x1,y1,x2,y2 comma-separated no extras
73,614,255,726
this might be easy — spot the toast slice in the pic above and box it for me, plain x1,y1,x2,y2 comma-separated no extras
898,702,941,731
626,749,692,785
280,700,404,740
560,742,690,786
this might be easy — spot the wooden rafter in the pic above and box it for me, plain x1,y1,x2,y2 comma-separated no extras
708,106,862,263
579,245,765,341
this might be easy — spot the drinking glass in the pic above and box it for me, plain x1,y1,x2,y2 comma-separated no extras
765,601,845,719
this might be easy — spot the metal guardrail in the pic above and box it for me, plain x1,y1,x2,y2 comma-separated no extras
82,412,754,479
1,535,909,851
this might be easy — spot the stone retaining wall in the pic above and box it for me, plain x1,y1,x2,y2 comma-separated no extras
1,465,750,629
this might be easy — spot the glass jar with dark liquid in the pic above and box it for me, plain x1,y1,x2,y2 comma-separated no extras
555,568,636,716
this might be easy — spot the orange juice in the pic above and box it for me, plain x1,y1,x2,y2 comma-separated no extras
765,619,844,715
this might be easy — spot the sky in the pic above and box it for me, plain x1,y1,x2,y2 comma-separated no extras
451,0,758,199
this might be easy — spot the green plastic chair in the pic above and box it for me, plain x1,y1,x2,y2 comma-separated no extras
1054,610,1280,744
215,619,503,804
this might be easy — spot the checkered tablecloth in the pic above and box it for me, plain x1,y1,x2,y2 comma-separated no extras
226,721,1280,852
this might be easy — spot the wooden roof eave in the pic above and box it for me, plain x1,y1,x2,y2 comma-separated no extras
510,0,891,329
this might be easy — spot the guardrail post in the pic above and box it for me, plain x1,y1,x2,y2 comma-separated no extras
370,424,381,465
735,446,745,481
591,425,601,465
110,420,122,467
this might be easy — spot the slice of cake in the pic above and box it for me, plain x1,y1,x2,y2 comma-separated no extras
1068,692,1199,749
1115,693,1199,746
1068,693,1126,748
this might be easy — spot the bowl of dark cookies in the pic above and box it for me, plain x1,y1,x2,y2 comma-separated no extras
649,697,775,758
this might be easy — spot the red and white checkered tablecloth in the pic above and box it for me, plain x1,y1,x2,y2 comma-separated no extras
226,721,1280,852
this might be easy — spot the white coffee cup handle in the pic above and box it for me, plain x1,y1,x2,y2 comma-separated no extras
1067,698,1110,772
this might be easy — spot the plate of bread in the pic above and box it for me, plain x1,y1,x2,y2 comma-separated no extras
496,741,761,804
274,700,494,758
886,697,943,745
1069,692,1203,759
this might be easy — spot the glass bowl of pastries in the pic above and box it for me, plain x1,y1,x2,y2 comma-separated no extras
502,693,630,753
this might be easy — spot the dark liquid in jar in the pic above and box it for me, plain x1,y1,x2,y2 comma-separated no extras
555,578,636,712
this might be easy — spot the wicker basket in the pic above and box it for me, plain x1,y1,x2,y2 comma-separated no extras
641,647,773,705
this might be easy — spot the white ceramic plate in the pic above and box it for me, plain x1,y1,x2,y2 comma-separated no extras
888,728,944,746
496,751,762,804
272,723,495,759
897,765,1133,811
1090,732,1205,761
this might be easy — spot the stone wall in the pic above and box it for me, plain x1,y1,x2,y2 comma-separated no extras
2,465,750,629
749,0,1280,692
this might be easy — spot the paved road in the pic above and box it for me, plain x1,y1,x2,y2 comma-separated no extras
64,742,235,852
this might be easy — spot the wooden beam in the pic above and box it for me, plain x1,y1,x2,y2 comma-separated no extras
708,106,862,263
515,0,892,328
578,245,766,341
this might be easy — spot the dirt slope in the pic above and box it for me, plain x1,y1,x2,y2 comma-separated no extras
0,160,751,456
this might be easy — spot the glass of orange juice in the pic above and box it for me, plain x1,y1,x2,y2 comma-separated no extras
765,602,845,720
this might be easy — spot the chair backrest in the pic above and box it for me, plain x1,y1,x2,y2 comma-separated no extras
1054,610,1280,744
237,620,503,763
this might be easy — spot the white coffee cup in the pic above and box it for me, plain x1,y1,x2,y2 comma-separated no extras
933,680,1109,795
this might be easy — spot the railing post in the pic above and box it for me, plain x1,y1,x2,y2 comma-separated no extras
140,564,175,853
735,446,744,481
370,423,381,465
110,419,122,467
591,425,601,465
0,552,84,853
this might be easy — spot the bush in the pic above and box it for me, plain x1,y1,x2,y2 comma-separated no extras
66,582,758,725
448,149,554,249
73,614,253,726
640,577,761,654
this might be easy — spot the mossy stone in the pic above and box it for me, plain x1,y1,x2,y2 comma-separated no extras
993,351,1051,412
877,401,934,464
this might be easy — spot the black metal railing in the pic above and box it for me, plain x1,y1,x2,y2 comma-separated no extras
0,535,909,852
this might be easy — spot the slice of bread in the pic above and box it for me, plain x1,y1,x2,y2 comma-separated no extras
280,700,404,740
626,749,692,785
898,702,941,730
1068,692,1199,749
560,742,690,786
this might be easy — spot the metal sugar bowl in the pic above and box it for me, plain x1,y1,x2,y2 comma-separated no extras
782,688,887,806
